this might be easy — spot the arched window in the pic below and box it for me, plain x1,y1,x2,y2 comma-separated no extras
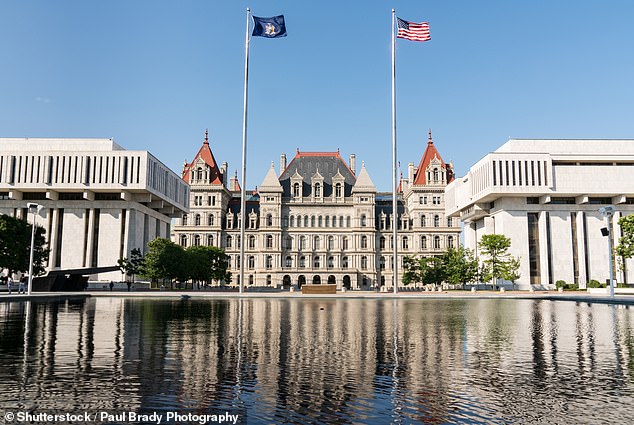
339,216,344,227
194,234,201,246
335,183,342,198
325,216,330,227
361,235,368,249
313,236,320,250
448,236,454,249
248,256,255,269
285,236,292,249
208,214,214,226
180,235,187,246
248,235,256,249
197,167,203,180
434,235,441,249
361,256,368,270
266,255,273,269
293,182,300,197
311,216,316,227
380,256,386,270
402,236,409,249
434,215,440,227
195,214,201,226
421,236,427,249
235,255,240,269
327,256,334,268
226,235,232,248
346,216,351,227
342,237,349,250
299,236,306,250
318,216,323,227
290,215,295,227
266,235,273,248
380,236,386,250
342,256,349,269
447,217,453,227
332,216,337,227
304,215,309,227
236,235,241,248
182,214,188,225
314,256,320,268
285,256,292,267
207,235,214,246
299,256,306,268
327,236,334,250
266,214,273,227
361,214,367,227
420,215,426,227
433,168,439,181
314,183,321,197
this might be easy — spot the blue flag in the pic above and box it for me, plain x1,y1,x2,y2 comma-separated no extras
252,15,287,38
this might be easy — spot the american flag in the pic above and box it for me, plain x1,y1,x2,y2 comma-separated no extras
397,17,431,42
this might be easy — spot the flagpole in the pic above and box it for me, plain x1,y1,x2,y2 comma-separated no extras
391,9,398,295
239,8,251,294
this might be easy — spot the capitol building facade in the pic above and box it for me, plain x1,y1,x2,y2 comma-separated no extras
172,131,461,289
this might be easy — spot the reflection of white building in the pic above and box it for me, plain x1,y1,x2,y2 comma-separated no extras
0,138,189,281
445,139,634,289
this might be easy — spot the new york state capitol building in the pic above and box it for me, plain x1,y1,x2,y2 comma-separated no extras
173,131,460,289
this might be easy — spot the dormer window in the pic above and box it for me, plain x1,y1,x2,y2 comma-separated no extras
197,167,203,180
293,183,300,197
433,168,439,181
314,182,321,197
335,183,342,198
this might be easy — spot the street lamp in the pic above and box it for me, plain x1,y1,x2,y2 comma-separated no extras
27,202,43,296
599,205,615,298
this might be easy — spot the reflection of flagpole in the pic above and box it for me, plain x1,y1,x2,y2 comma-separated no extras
391,9,398,295
239,8,251,294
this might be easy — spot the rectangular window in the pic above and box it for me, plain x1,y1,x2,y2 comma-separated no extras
91,209,100,268
492,161,497,186
571,212,579,285
527,212,541,285
55,208,64,268
546,212,553,286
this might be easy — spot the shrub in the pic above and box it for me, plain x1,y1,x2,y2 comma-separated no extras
555,280,567,289
587,279,606,288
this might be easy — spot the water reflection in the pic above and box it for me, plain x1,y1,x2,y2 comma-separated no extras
1,298,634,424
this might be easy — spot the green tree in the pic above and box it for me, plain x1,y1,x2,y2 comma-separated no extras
502,257,521,289
420,256,445,288
0,214,49,277
118,248,144,284
616,215,634,259
140,238,185,288
442,247,479,289
478,234,519,290
402,256,422,286
185,245,231,288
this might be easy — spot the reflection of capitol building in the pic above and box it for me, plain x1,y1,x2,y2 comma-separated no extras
1,298,633,423
172,131,460,289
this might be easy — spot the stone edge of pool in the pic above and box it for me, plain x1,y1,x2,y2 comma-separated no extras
2,291,634,306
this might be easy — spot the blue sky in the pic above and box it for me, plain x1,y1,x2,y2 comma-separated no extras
2,1,633,191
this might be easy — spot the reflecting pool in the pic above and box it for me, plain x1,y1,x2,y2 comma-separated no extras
1,297,634,424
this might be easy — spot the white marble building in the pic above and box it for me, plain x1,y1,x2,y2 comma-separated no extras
0,138,189,282
172,131,460,289
445,139,634,289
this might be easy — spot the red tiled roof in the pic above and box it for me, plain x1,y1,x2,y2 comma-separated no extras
182,130,223,185
412,130,453,186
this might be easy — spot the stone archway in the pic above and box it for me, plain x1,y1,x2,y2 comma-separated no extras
328,275,336,285
343,275,351,290
283,275,291,289
298,275,306,288
313,275,321,284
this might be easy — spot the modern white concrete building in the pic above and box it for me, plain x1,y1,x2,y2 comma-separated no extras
445,139,634,289
0,138,189,282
